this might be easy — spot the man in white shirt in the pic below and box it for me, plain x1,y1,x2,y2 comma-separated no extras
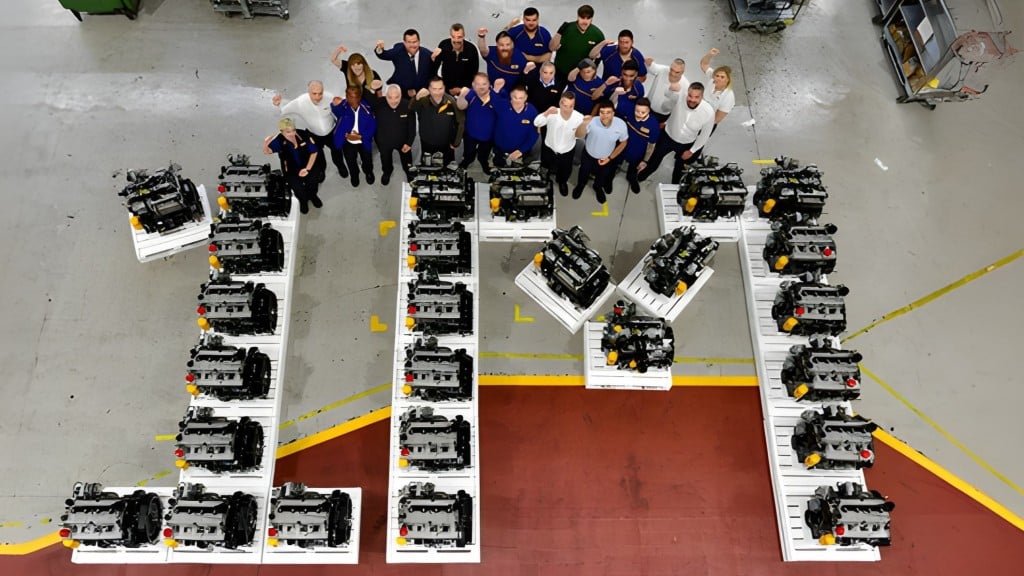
573,99,628,204
534,91,585,196
643,57,687,125
273,80,348,178
636,82,714,185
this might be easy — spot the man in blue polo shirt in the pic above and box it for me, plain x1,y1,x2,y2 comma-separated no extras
599,60,645,120
590,29,648,80
565,58,604,115
505,7,552,68
455,73,499,174
572,99,627,204
492,85,540,167
617,97,660,194
477,29,535,89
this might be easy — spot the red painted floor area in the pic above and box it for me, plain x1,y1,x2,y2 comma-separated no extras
5,387,1022,575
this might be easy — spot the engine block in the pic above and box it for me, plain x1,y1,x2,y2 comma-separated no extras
771,281,848,336
407,220,472,275
398,406,472,471
401,337,474,401
217,155,291,218
535,226,610,309
197,277,278,335
642,225,719,297
208,214,285,274
600,300,675,373
120,164,204,234
804,482,894,548
163,483,259,550
396,482,473,548
753,156,828,219
792,405,876,470
267,483,353,548
488,162,554,221
174,407,264,473
675,156,748,221
60,483,162,549
781,338,863,401
186,335,271,400
763,218,838,277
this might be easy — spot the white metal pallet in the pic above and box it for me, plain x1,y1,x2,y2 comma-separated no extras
656,183,741,241
581,321,672,390
129,185,214,263
261,487,362,564
166,490,269,564
386,184,481,564
615,256,715,322
476,182,556,243
70,487,175,564
514,262,616,334
739,216,881,562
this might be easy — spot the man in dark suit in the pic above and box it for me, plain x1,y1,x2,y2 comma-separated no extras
374,29,433,98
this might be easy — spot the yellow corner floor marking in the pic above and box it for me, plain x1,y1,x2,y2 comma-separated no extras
279,383,391,430
378,220,396,236
277,407,391,459
873,428,1024,531
590,203,609,217
844,249,1023,343
369,315,388,332
861,363,1024,498
752,159,775,165
154,434,175,442
513,304,535,323
0,531,61,555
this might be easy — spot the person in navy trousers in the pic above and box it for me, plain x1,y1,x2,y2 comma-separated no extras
374,29,433,98
331,86,378,187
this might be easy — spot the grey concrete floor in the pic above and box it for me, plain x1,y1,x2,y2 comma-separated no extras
1,0,1022,545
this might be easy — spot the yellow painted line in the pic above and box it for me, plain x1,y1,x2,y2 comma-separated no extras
135,470,173,487
595,315,606,322
277,407,391,459
590,203,609,217
378,220,396,236
0,531,61,555
0,521,24,528
369,314,388,332
154,434,175,442
38,518,51,525
513,304,535,323
478,351,753,364
478,374,757,387
861,363,1024,498
279,383,391,430
752,159,775,165
873,428,1024,532
844,249,1023,343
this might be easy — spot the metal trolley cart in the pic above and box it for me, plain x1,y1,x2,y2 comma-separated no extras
210,0,289,19
728,0,807,33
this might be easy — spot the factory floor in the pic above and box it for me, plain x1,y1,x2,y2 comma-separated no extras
1,0,1022,568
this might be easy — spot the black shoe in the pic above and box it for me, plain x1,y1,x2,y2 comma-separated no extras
366,172,375,185
558,182,569,197
403,171,413,182
381,172,391,186
604,184,613,196
480,163,492,175
351,175,360,187
338,168,349,179
311,196,323,208
629,179,640,194
571,186,583,200
299,202,310,214
595,190,606,205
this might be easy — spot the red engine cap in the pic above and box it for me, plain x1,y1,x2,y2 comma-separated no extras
404,373,414,382
217,185,226,193
795,306,805,316
196,306,206,315
835,525,846,536
407,305,417,314
268,527,278,537
163,528,173,538
409,243,418,252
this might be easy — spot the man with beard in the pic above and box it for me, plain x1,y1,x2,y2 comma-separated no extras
410,77,464,166
272,80,348,179
636,82,714,185
431,23,480,96
373,85,417,186
505,7,552,68
572,99,627,204
478,28,536,89
456,73,499,174
550,5,605,83
644,57,688,124
492,84,540,168
590,29,648,80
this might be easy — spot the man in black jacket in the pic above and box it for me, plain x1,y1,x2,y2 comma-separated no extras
431,22,480,96
374,85,417,185
410,77,464,166
525,61,564,113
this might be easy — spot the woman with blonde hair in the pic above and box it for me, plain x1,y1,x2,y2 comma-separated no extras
262,117,325,214
699,48,735,134
330,43,384,105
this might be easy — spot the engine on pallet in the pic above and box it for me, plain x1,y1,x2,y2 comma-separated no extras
488,162,554,221
804,482,894,548
600,300,675,373
792,405,877,470
752,156,828,219
217,154,291,218
534,226,611,309
267,483,353,548
405,270,473,335
174,407,264,473
771,281,848,336
197,277,278,335
675,156,748,221
781,337,863,401
642,225,719,297
763,217,838,277
408,153,475,221
396,482,473,548
163,483,258,550
402,337,474,401
398,406,472,471
119,163,204,234
59,482,162,549
186,335,271,400
407,220,472,275
208,213,285,274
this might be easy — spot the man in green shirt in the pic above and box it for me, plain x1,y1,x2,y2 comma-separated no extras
550,4,605,83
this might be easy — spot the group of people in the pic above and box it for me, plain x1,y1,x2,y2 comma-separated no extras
264,5,736,213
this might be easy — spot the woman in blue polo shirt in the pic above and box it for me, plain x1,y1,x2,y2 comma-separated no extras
262,118,324,214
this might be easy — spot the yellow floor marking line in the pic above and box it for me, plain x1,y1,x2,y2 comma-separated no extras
277,407,391,459
844,249,1023,343
873,429,1024,532
38,518,51,525
861,363,1024,499
513,304,535,323
369,315,388,332
590,203,609,217
0,522,24,528
378,220,396,236
0,531,61,555
752,159,776,165
134,470,173,487
279,383,390,430
153,434,175,442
